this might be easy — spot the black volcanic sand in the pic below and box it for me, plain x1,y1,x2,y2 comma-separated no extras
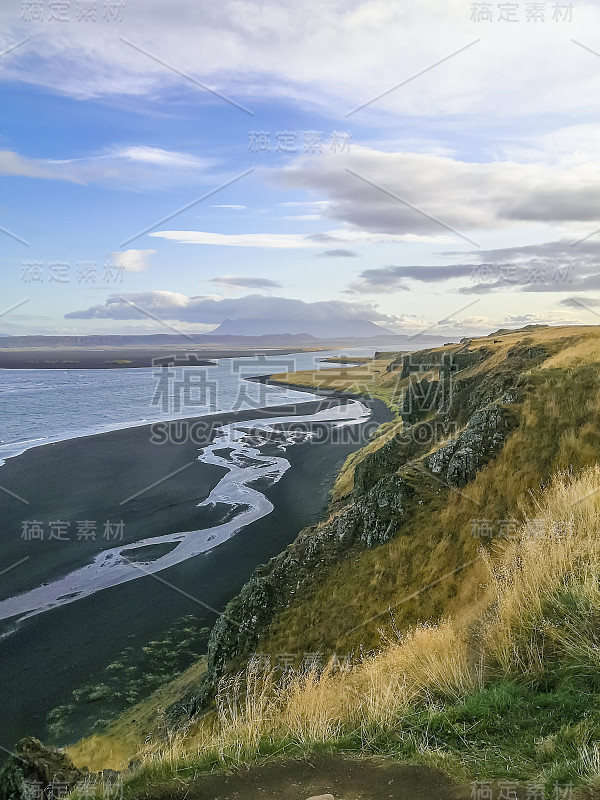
0,397,392,752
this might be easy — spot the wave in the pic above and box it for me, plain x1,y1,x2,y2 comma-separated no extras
0,385,320,468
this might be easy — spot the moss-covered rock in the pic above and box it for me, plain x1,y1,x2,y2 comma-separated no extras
426,405,518,487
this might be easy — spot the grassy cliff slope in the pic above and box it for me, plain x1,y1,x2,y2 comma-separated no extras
68,325,600,797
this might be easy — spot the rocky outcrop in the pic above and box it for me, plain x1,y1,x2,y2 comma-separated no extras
388,348,488,377
425,405,518,487
0,738,84,800
335,473,413,547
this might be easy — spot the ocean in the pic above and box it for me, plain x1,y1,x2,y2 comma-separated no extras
0,348,379,464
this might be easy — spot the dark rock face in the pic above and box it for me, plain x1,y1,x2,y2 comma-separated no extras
391,349,487,379
336,474,413,547
0,738,84,800
353,431,419,495
425,405,518,487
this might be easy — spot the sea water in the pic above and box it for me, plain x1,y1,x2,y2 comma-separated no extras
0,348,378,464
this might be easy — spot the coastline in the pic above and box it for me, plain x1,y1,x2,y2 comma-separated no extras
0,398,372,628
249,373,398,416
0,397,349,600
0,391,392,752
0,385,325,467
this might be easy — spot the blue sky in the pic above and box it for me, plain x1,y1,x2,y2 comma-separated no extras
2,0,600,336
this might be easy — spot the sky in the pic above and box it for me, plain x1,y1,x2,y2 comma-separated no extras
2,0,600,336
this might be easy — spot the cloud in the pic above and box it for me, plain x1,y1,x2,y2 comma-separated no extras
347,263,473,293
2,0,600,123
281,214,323,221
209,275,283,289
384,311,496,336
65,291,395,325
316,249,358,258
0,145,213,188
211,204,246,209
149,227,449,248
110,249,155,272
280,201,331,208
456,240,600,295
149,231,318,248
503,311,586,326
270,146,600,238
560,296,600,309
344,241,600,297
0,150,83,183
500,124,600,169
108,145,209,169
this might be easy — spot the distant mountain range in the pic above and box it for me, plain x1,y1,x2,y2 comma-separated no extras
0,330,459,348
210,318,394,338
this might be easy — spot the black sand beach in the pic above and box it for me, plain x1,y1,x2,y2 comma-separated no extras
0,396,392,752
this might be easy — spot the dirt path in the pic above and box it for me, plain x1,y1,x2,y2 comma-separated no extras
144,754,470,800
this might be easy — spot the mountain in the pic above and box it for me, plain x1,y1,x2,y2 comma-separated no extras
210,317,395,338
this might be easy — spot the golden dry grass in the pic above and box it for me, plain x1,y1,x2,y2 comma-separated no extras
270,355,402,410
136,464,600,771
140,621,476,769
483,465,600,675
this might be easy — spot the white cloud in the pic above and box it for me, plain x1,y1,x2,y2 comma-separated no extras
65,291,396,324
270,146,600,237
150,231,318,248
500,124,600,169
110,249,155,272
504,311,586,326
0,150,83,183
209,275,282,290
281,214,323,221
0,145,214,187
1,0,600,122
149,227,451,248
107,145,210,169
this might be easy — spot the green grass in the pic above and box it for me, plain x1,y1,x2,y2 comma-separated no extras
269,354,404,413
391,682,595,784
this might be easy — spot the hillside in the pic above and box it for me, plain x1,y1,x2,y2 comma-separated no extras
9,324,600,799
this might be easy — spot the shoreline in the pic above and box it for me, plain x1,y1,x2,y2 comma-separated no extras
0,386,325,467
0,396,349,599
0,390,392,752
0,398,371,629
